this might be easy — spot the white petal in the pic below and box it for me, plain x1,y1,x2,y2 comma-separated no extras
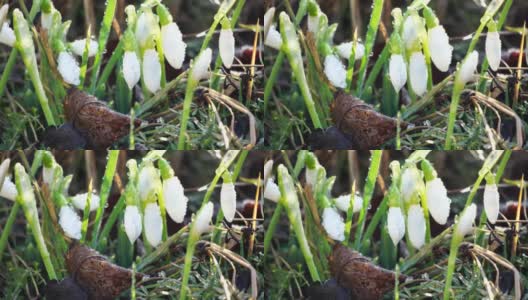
336,42,365,60
264,7,275,30
307,15,319,34
401,167,424,204
219,29,235,68
41,12,53,31
389,54,407,92
0,4,8,27
161,22,186,69
144,203,163,247
456,203,476,237
71,192,100,212
192,202,214,236
486,31,501,71
191,48,212,82
220,182,237,222
426,178,451,225
0,177,18,201
42,166,54,187
59,205,82,239
387,207,406,246
407,204,426,249
0,23,16,47
402,16,419,50
264,25,282,50
135,11,159,49
0,158,10,185
163,176,188,223
123,51,141,90
428,26,452,72
57,51,80,85
334,194,363,213
69,38,98,57
263,160,274,181
138,163,159,202
483,184,500,224
124,205,142,244
305,167,318,187
324,54,347,88
409,52,428,96
142,49,161,93
264,180,281,203
458,51,479,85
322,207,345,241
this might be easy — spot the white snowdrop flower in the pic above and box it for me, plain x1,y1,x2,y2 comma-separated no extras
191,48,212,82
458,51,479,85
334,194,363,213
41,12,53,31
307,14,319,34
389,54,407,92
123,51,141,90
305,167,318,187
142,49,161,93
163,176,188,223
264,179,281,203
407,204,426,249
0,158,10,185
71,192,100,212
336,42,365,61
219,28,235,68
409,52,428,96
192,202,214,237
322,207,345,241
428,26,453,72
0,23,15,47
0,177,17,201
42,166,54,187
402,16,420,50
263,160,274,181
324,54,347,88
220,181,237,222
483,184,500,224
69,38,98,57
138,163,159,202
264,7,275,30
387,207,406,246
401,167,424,204
59,205,82,239
264,25,282,50
485,31,501,71
144,202,163,247
57,51,80,85
135,11,158,49
161,22,186,69
455,203,476,237
124,205,142,244
0,4,8,27
425,178,451,225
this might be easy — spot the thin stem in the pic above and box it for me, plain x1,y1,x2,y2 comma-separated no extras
96,40,124,90
443,234,462,299
177,80,198,149
98,195,126,250
0,202,20,258
263,204,283,258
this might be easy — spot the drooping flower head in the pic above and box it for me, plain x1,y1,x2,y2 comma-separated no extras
483,173,500,224
219,18,235,68
424,7,452,72
387,207,405,246
455,203,477,238
57,51,81,86
458,51,479,85
220,172,237,222
142,48,162,93
190,48,213,82
485,20,501,71
422,159,451,225
163,176,188,223
407,204,426,249
59,205,82,239
144,202,163,247
321,207,345,241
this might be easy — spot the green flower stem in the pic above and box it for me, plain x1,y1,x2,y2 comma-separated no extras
155,37,166,89
98,195,126,250
356,0,385,94
137,225,187,271
80,182,93,243
89,0,117,93
79,28,92,89
277,165,320,282
345,35,358,93
344,185,359,247
13,9,56,126
420,189,431,243
96,39,124,91
0,202,20,259
199,0,236,53
443,228,464,299
179,231,199,300
353,150,383,250
422,39,433,90
91,150,120,246
360,193,389,252
360,45,390,100
177,79,199,149
137,71,186,117
157,184,168,241
263,204,283,258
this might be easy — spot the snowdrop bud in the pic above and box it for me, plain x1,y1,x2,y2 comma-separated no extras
264,25,282,50
135,10,159,49
0,158,10,187
264,7,275,31
219,28,235,68
264,160,274,181
455,203,476,237
321,207,345,241
142,49,161,93
0,23,15,47
163,176,188,223
334,194,363,213
190,48,212,82
138,163,159,202
144,203,162,247
57,51,80,85
0,4,8,28
483,184,500,224
425,178,451,225
324,54,347,88
485,21,501,71
336,42,365,61
409,52,428,96
387,207,406,246
264,179,281,203
0,177,17,201
407,204,426,249
161,22,186,69
389,54,407,92
401,166,424,204
59,205,82,239
42,166,54,187
69,38,98,57
71,192,100,212
428,26,453,72
123,51,141,90
220,181,237,222
402,15,420,50
191,202,214,237
124,205,142,244
458,51,479,85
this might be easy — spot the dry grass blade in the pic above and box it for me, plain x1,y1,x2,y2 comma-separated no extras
511,175,524,257
513,23,526,107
